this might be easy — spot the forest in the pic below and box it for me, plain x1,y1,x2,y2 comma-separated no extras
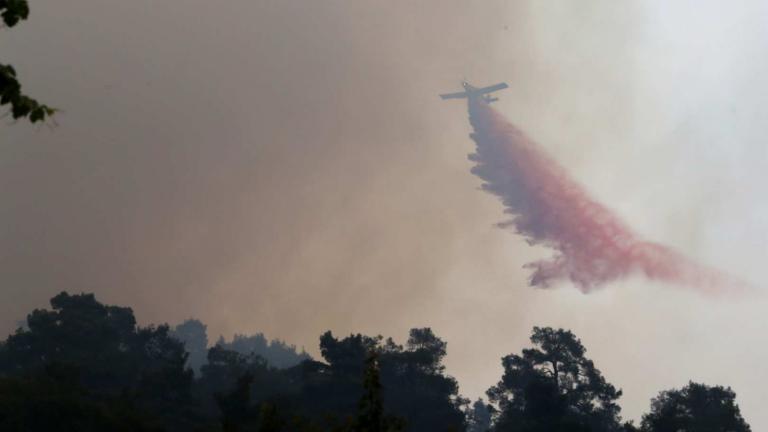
0,292,751,431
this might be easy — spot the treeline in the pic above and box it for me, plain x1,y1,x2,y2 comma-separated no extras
0,293,751,431
170,319,311,374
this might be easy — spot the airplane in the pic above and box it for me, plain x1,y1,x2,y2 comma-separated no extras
440,80,508,103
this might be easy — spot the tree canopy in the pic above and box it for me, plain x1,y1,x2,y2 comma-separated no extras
0,293,753,431
487,327,623,432
218,332,311,370
640,382,751,432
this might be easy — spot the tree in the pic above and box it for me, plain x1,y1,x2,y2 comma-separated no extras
212,372,295,432
216,373,259,432
0,292,195,430
353,351,405,432
487,327,623,432
315,328,466,432
467,398,492,432
0,362,167,432
0,293,191,393
196,344,299,421
640,381,751,432
198,345,269,409
171,319,209,375
403,327,448,375
218,331,311,369
320,331,382,378
1,0,55,123
379,328,467,432
355,352,384,431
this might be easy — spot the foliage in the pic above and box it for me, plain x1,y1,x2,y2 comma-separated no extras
0,364,164,431
197,344,299,418
352,352,405,432
0,292,196,430
171,319,209,375
487,327,623,432
466,399,492,432
1,0,55,123
318,328,467,431
217,332,311,369
640,381,751,432
1,0,30,27
0,293,753,431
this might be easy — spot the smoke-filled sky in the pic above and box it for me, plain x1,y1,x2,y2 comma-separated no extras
3,0,768,428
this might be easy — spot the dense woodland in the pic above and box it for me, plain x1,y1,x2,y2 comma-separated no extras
0,292,751,431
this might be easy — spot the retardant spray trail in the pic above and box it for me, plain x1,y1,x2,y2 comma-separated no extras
467,99,739,293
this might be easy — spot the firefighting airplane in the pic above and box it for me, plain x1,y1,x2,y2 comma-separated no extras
439,80,508,103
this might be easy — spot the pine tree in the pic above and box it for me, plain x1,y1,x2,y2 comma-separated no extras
354,352,405,432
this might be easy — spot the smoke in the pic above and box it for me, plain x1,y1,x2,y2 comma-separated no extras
467,98,739,293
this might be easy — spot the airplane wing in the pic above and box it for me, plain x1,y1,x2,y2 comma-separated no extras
477,82,508,94
439,91,469,99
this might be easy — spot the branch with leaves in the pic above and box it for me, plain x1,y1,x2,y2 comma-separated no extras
1,0,55,123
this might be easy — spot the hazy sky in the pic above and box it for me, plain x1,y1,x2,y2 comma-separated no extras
3,0,768,428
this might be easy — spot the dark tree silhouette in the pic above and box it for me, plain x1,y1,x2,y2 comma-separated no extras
640,381,751,432
0,293,753,431
216,373,258,432
320,331,381,378
212,371,295,432
0,364,162,431
467,398,492,432
0,292,195,430
316,328,466,432
487,327,623,432
196,344,299,419
218,331,311,369
0,293,191,396
379,328,467,432
171,319,209,375
1,0,55,123
353,352,405,432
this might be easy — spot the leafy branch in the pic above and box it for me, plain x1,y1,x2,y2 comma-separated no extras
1,0,55,123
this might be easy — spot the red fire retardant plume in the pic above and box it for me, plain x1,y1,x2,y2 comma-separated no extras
468,99,737,293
